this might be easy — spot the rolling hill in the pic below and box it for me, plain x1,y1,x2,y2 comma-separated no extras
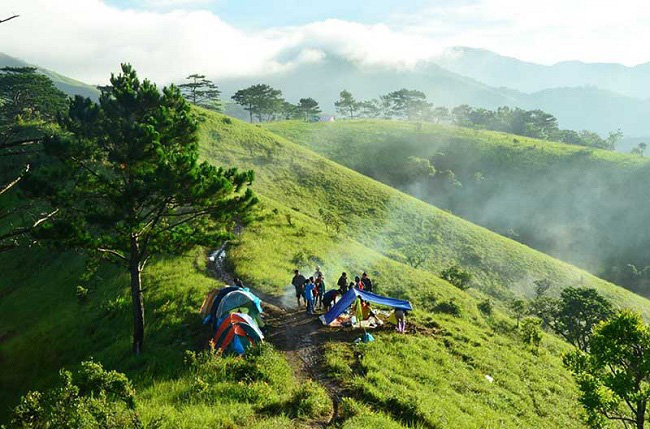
3,110,650,427
0,52,100,100
264,119,650,296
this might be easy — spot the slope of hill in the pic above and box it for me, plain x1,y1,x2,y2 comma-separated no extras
264,119,650,296
437,47,650,99
0,52,100,99
3,110,650,427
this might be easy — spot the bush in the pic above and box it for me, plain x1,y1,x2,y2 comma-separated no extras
477,299,493,316
76,285,89,302
520,317,543,352
434,299,462,317
440,265,472,290
9,360,139,428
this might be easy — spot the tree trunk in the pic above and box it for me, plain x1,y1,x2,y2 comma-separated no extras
248,105,253,123
129,233,145,355
637,400,646,429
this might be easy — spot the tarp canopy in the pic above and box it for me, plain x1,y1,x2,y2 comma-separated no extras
214,289,263,325
319,288,413,326
211,313,264,355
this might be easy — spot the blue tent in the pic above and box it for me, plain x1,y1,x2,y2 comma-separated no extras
319,288,413,325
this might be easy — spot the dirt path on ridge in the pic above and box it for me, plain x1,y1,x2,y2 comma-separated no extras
208,246,352,427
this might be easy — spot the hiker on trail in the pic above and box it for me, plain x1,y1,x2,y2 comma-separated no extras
322,289,339,311
304,277,316,314
394,309,407,333
337,272,348,291
361,272,373,293
315,274,326,309
234,278,244,288
354,275,363,290
292,269,307,308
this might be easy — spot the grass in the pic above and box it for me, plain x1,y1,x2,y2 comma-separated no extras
263,119,650,295
2,109,649,427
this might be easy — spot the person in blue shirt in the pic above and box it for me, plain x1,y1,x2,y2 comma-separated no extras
304,277,316,314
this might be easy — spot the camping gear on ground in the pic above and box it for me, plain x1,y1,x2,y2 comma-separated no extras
211,313,264,355
214,289,264,328
319,288,412,326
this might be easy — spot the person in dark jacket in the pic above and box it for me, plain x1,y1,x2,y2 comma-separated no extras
292,269,307,309
361,272,373,293
354,275,363,290
322,289,339,312
337,272,348,291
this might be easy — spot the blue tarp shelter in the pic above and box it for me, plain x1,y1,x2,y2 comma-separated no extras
319,288,413,325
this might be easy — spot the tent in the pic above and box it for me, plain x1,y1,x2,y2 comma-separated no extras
199,288,220,318
214,289,264,327
319,288,413,326
206,287,240,322
211,313,264,355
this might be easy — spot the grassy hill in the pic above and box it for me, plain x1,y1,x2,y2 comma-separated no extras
264,119,650,296
2,110,650,427
0,53,100,99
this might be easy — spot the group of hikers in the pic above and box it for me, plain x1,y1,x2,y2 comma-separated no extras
291,267,407,332
291,266,373,311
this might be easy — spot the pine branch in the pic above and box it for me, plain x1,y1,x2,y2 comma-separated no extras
97,247,127,261
0,15,19,24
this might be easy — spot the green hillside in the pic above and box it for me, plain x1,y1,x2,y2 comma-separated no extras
264,119,650,296
0,53,100,99
2,110,649,427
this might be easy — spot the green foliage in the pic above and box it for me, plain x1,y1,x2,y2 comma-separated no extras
520,317,543,352
440,265,473,290
509,299,527,327
477,298,493,316
318,208,342,234
8,360,138,429
553,288,613,351
382,88,431,120
296,97,321,120
178,74,222,111
23,64,256,354
334,90,360,119
0,67,68,123
434,298,462,317
231,84,283,123
533,278,552,298
564,310,650,429
76,285,89,302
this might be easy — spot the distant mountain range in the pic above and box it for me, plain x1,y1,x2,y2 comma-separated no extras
2,49,649,148
436,47,650,99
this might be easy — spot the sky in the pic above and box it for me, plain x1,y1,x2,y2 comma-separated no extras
1,0,649,84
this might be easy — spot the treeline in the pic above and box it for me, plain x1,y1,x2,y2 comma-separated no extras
175,74,623,150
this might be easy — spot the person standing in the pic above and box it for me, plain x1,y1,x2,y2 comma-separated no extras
337,272,348,292
292,269,307,309
304,277,316,314
361,272,373,293
395,309,406,333
354,275,363,290
313,265,323,281
315,274,326,309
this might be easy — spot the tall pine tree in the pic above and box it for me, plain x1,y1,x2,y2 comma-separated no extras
24,64,257,354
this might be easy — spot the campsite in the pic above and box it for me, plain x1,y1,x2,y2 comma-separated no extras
6,2,650,428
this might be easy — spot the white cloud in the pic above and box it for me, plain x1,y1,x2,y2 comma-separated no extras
0,0,648,86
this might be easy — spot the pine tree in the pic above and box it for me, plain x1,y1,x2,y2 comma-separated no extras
24,64,257,355
178,73,222,111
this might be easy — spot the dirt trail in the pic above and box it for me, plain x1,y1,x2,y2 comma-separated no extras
208,247,350,427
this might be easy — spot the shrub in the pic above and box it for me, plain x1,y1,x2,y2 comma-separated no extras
520,317,543,352
440,265,472,290
434,299,462,317
477,299,493,316
76,285,89,302
9,360,139,428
